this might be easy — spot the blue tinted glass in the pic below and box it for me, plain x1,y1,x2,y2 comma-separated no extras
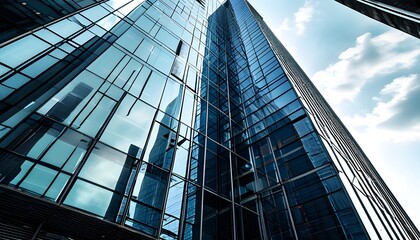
77,95,116,137
64,179,114,217
44,173,70,200
101,96,155,152
132,163,168,209
126,201,161,236
87,46,125,79
2,74,31,89
19,165,57,195
140,72,167,107
79,143,128,190
165,176,184,218
0,35,50,68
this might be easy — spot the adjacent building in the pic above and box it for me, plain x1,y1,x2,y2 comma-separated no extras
335,0,420,38
0,0,418,239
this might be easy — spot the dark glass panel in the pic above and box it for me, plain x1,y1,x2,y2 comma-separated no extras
132,162,169,210
235,206,262,240
183,183,202,240
202,191,233,240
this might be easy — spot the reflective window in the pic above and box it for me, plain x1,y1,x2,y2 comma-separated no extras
140,71,167,107
44,173,70,200
41,129,90,170
2,73,31,89
134,38,155,61
128,65,151,97
202,191,233,239
64,179,115,217
19,165,57,195
79,143,134,191
37,71,102,125
183,183,202,239
0,151,34,186
47,19,83,38
143,121,176,169
76,95,116,137
132,162,169,209
87,46,125,79
116,27,144,52
21,55,58,78
165,176,185,218
172,139,190,177
135,15,155,33
147,46,174,74
161,215,180,239
0,35,50,68
101,96,155,152
156,28,179,51
126,200,161,236
159,78,183,119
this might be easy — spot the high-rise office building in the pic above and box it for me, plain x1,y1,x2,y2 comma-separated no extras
0,0,418,239
335,0,420,38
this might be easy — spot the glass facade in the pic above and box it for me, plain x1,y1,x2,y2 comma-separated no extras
0,0,418,239
335,0,420,38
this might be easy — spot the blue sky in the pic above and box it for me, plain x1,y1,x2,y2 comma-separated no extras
247,0,420,228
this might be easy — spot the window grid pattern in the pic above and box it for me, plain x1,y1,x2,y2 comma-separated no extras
0,0,418,239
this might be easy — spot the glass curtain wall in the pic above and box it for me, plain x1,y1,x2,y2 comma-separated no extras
0,0,418,239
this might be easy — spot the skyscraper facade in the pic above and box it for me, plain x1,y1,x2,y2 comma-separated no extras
335,0,420,38
0,0,418,239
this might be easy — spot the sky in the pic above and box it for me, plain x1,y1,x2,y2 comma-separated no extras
247,0,420,228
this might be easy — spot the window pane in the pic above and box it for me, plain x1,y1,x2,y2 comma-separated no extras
101,96,155,152
126,201,161,236
140,72,167,107
19,165,57,195
132,162,168,209
0,35,50,68
0,151,34,186
142,122,176,170
41,129,90,169
64,179,114,217
165,176,184,218
79,143,138,192
44,173,70,201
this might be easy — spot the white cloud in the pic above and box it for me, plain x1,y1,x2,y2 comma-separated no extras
312,29,420,105
294,1,315,35
343,75,420,142
277,18,292,34
275,1,316,36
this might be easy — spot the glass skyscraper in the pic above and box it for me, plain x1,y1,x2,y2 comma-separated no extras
335,0,420,38
0,0,418,239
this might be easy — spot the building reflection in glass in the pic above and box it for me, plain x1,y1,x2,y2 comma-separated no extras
0,83,92,185
128,87,183,236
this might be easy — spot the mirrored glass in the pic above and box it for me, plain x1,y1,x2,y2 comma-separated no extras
21,55,58,78
140,71,167,107
0,35,50,68
132,162,168,209
0,151,34,186
161,215,179,240
64,179,114,217
44,173,70,201
19,165,57,195
165,176,184,218
126,201,161,236
79,143,135,191
100,96,155,152
41,129,90,169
